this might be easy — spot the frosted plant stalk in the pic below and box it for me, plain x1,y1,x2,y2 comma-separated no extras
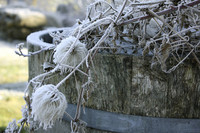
5,119,18,133
31,84,67,130
80,17,113,37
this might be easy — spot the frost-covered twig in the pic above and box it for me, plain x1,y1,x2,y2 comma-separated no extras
165,49,194,73
15,43,55,57
72,0,130,124
130,0,165,6
56,23,114,89
61,64,89,76
150,26,200,43
147,9,200,66
17,122,25,133
64,112,74,121
114,0,128,23
24,69,55,95
118,0,200,25
5,119,18,133
80,17,114,37
74,83,85,121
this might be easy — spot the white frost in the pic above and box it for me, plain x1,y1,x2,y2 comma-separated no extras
53,36,88,72
5,119,18,133
31,84,67,130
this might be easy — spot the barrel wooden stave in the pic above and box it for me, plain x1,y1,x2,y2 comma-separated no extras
28,42,200,133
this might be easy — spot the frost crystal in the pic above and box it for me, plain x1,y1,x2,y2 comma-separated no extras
5,119,18,133
31,84,67,130
53,36,88,72
18,106,28,124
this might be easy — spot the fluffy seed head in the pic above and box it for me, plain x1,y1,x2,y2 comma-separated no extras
53,36,88,72
31,84,67,130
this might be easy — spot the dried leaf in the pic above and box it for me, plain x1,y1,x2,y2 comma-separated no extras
160,43,171,61
159,43,171,71
142,41,151,56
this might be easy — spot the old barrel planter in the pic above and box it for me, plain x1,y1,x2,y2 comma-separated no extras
27,28,200,133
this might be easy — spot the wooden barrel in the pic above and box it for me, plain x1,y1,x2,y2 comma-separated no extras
27,28,200,133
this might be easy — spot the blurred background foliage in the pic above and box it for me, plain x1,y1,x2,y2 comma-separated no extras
0,0,94,12
0,90,25,132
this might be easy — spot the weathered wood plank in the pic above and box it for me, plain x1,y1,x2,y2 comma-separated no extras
28,31,200,132
28,45,200,118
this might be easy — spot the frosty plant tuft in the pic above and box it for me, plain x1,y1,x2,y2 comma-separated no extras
53,36,88,73
31,84,67,130
8,0,200,132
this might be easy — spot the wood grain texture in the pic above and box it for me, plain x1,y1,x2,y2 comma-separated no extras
28,43,200,133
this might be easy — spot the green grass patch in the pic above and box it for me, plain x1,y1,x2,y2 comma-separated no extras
0,57,28,84
0,46,28,84
0,90,26,132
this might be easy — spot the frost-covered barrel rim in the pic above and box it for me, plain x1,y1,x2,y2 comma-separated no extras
26,27,71,47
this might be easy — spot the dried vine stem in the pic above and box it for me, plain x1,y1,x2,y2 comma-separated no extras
166,48,194,73
24,69,55,95
130,0,166,6
147,9,200,66
55,22,114,88
55,1,128,129
17,122,25,133
149,26,200,43
73,0,128,124
15,43,55,57
114,0,128,23
118,0,200,26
